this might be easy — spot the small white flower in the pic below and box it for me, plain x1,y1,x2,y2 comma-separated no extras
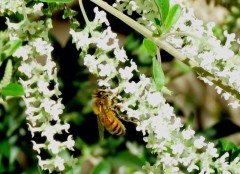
187,164,199,172
129,1,138,12
6,17,20,30
70,29,90,50
48,140,61,154
98,63,116,77
96,27,118,50
223,30,236,47
40,98,56,113
32,38,53,55
13,45,31,60
114,47,128,62
182,129,195,140
155,124,170,140
215,86,222,94
93,7,110,25
41,125,56,141
50,99,64,120
222,92,231,100
206,143,219,158
54,156,65,171
228,101,240,108
171,143,184,155
194,136,206,149
18,62,35,77
32,3,43,15
98,79,111,87
32,141,45,154
38,80,49,94
37,155,50,171
119,66,134,80
119,60,138,80
139,74,151,87
199,77,213,86
180,157,192,167
146,92,162,107
65,135,75,150
219,153,229,163
123,81,137,94
62,123,70,133
160,153,178,166
84,54,98,73
44,59,57,79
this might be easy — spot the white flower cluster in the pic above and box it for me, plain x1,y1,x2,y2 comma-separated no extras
2,1,75,172
70,7,131,86
0,0,43,16
70,5,240,174
113,0,240,107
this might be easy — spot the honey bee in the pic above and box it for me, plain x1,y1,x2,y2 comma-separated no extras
92,87,139,140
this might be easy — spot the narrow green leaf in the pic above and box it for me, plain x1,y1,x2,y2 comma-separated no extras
0,140,10,158
1,83,25,97
136,45,152,64
218,139,236,151
152,57,165,90
92,160,111,174
2,40,22,59
164,4,182,31
153,18,162,36
143,39,157,57
40,0,73,3
155,0,169,23
0,59,13,89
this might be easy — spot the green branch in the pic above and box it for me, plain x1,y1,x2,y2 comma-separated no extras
90,0,240,100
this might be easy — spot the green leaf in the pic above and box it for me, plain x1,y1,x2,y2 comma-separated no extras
0,59,13,89
0,140,10,158
1,83,25,97
215,139,240,161
164,4,182,31
152,57,165,90
153,18,162,36
154,0,169,23
217,139,236,152
63,8,78,19
143,39,157,57
1,40,22,60
112,151,145,169
135,45,152,65
39,0,73,3
124,33,142,51
174,60,191,74
91,160,112,174
10,147,20,164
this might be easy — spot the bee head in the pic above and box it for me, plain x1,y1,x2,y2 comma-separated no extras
93,87,112,99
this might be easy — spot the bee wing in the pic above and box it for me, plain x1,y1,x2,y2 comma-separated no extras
97,115,105,141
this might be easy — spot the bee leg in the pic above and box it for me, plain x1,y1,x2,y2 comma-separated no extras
117,115,140,124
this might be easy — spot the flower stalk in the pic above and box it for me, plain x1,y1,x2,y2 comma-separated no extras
90,0,240,101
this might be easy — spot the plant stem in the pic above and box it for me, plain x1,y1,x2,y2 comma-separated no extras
157,47,161,65
79,0,90,24
90,0,240,100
